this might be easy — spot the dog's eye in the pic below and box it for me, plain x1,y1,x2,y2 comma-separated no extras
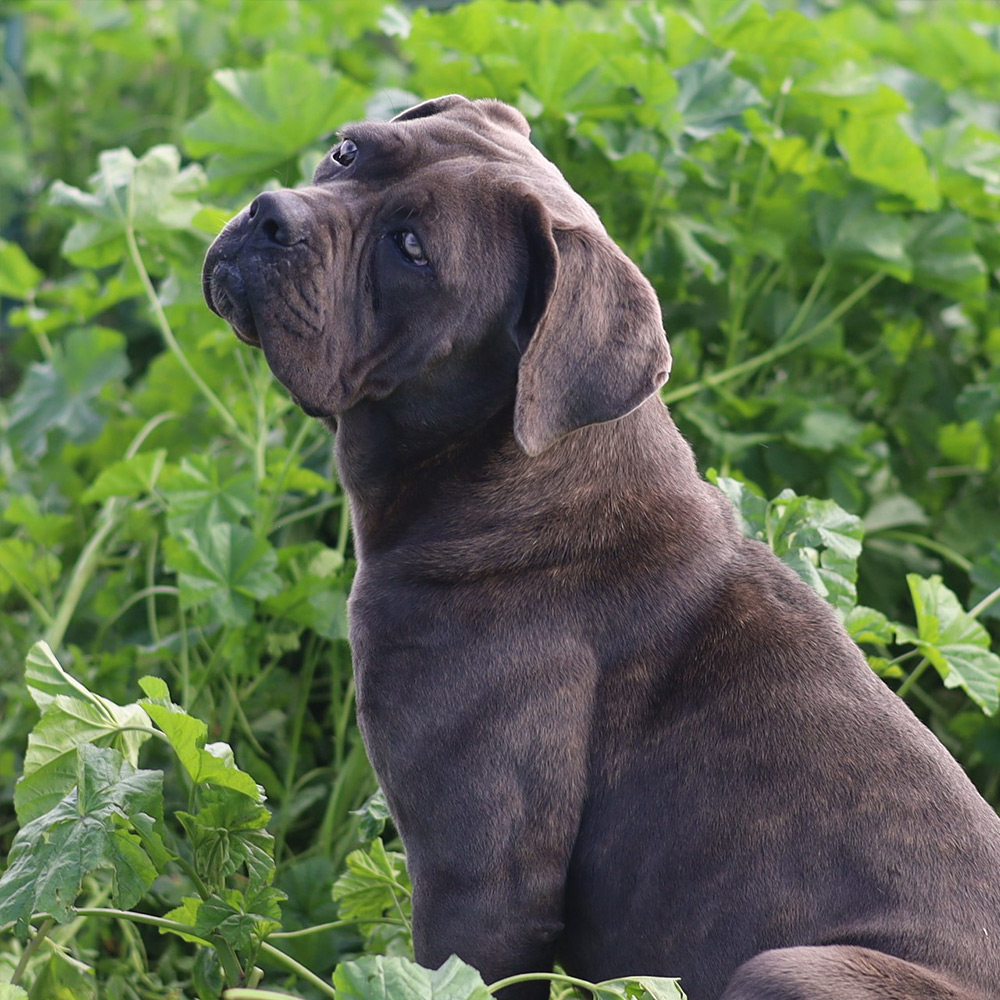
331,139,358,166
396,230,429,266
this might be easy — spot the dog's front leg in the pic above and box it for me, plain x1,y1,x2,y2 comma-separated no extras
408,839,569,1000
359,665,589,999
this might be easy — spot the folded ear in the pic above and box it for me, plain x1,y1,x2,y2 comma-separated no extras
513,200,672,457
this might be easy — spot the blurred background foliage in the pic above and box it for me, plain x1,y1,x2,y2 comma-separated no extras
1,0,999,995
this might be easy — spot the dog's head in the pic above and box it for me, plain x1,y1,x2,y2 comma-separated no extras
203,95,671,455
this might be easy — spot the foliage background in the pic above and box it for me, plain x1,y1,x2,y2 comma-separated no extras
1,0,999,997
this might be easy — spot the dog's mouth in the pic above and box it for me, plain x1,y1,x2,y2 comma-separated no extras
204,260,262,348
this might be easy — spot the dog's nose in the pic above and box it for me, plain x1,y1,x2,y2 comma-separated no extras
246,190,310,247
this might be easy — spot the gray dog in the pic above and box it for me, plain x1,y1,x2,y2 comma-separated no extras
203,95,1000,1000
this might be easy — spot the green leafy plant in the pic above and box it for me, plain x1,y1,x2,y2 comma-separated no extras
2,0,999,996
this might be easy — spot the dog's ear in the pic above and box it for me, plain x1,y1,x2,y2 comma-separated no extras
391,95,470,122
513,198,671,457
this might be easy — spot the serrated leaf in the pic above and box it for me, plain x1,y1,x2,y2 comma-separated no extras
50,144,207,268
176,789,275,892
766,494,864,614
897,575,1000,714
594,977,686,1000
264,542,350,640
6,327,128,458
179,886,284,955
162,896,210,946
711,474,768,540
141,701,262,800
674,57,763,140
844,605,894,646
0,239,43,298
16,643,154,823
81,449,167,502
814,189,912,280
836,113,940,210
333,838,411,930
333,955,489,1000
906,212,987,299
352,788,392,843
159,454,256,531
137,675,171,703
0,538,60,601
0,745,164,934
184,52,366,191
163,521,283,626
0,984,29,1000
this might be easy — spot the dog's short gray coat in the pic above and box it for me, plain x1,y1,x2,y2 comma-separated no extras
204,95,1000,1000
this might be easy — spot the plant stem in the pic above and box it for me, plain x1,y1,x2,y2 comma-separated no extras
270,917,397,939
224,991,309,1000
488,971,607,995
259,942,338,999
877,530,973,573
45,500,120,651
116,173,253,451
77,907,212,945
663,270,887,405
896,657,931,701
781,259,831,344
44,411,177,651
970,584,1000,621
274,634,321,861
11,917,54,985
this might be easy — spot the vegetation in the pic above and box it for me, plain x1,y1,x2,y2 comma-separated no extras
1,0,999,997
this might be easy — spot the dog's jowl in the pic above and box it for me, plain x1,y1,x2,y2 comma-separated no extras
204,95,1000,1000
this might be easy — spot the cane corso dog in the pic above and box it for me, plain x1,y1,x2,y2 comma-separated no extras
203,95,1000,999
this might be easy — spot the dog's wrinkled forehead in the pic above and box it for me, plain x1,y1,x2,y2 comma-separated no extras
319,95,602,233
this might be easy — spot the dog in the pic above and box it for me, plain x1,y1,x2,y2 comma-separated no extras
203,95,1000,1000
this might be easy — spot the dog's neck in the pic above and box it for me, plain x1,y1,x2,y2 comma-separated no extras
332,394,738,579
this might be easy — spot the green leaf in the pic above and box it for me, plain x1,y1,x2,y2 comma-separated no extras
81,449,168,502
6,327,128,458
814,189,912,280
766,493,864,614
264,542,350,640
594,977,686,1000
49,144,207,268
159,454,256,531
167,887,285,955
897,575,1000,714
353,788,392,843
906,212,987,299
0,538,60,602
16,642,155,824
0,239,43,298
711,474,768,541
836,113,940,210
0,744,164,934
333,838,411,930
715,479,863,615
183,52,366,191
2,495,74,548
0,985,29,1000
176,789,275,892
844,605,895,646
196,886,284,953
333,955,490,1000
163,521,283,626
25,951,96,1000
674,57,763,140
141,700,262,800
